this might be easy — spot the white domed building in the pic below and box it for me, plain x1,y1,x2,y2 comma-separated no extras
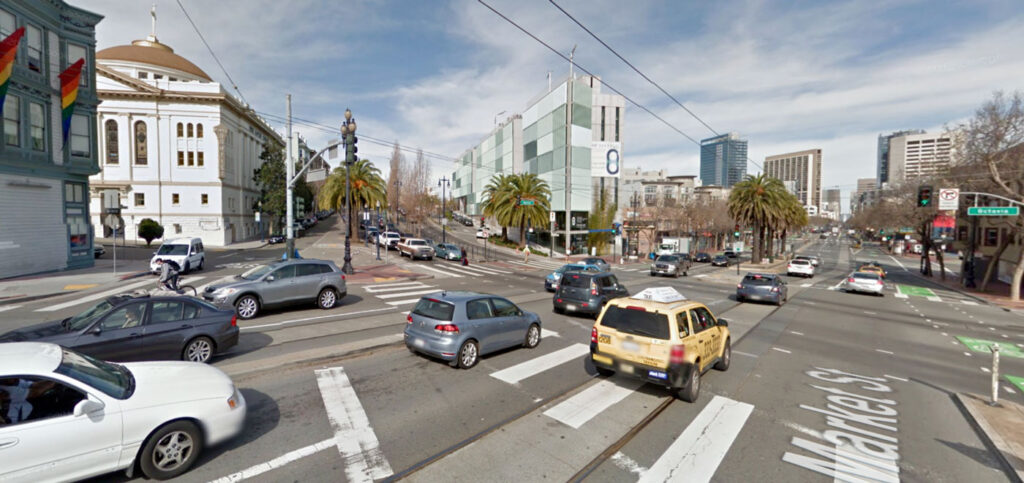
89,25,282,246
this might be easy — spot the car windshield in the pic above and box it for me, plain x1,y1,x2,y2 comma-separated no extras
412,298,454,321
600,306,671,340
65,299,114,331
656,255,679,262
742,276,773,286
156,244,188,256
241,264,275,280
54,347,134,399
584,258,604,264
714,256,726,260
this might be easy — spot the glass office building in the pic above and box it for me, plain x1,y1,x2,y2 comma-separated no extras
699,132,747,188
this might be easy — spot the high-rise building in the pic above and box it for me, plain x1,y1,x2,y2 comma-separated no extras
887,132,954,182
763,149,823,210
823,188,841,219
1,1,102,278
850,177,876,213
700,133,747,188
877,129,924,184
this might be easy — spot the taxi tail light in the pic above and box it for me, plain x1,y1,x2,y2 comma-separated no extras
591,327,598,343
406,314,413,324
670,345,686,364
434,323,460,334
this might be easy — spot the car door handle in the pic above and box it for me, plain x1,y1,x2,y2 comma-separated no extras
129,332,141,338
0,438,18,449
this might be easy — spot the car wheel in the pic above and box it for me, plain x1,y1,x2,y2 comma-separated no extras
650,272,656,277
553,306,564,314
139,420,203,480
736,295,744,302
676,365,700,402
197,258,204,271
715,339,731,371
454,340,479,369
235,295,260,319
596,366,615,377
183,261,191,274
524,323,541,348
182,336,215,363
318,288,338,309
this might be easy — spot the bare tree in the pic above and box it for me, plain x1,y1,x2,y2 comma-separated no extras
387,142,407,224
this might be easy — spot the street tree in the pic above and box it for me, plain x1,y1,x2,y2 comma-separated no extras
728,174,788,263
137,218,163,247
252,144,312,234
479,173,551,247
588,188,617,255
318,158,388,236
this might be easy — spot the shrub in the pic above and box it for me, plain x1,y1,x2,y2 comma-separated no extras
138,218,164,247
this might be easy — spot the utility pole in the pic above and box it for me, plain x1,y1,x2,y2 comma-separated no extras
285,95,294,260
564,44,576,258
439,176,450,243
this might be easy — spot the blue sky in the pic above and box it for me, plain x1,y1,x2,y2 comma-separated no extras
77,0,1024,211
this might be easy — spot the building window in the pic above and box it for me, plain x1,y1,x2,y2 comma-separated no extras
187,123,193,137
25,24,42,73
172,193,180,205
985,228,999,247
67,43,87,87
614,107,620,142
197,151,204,166
153,74,163,80
29,102,44,151
3,94,19,147
70,114,90,157
134,193,145,206
188,152,194,166
176,122,183,137
134,121,147,164
138,71,148,79
196,123,203,138
0,10,15,37
201,194,208,205
177,151,184,166
600,107,605,142
104,119,118,164
174,224,182,234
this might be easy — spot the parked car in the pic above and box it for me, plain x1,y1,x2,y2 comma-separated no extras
545,263,601,291
589,287,731,402
397,238,436,260
404,292,542,369
268,234,285,244
377,231,402,250
202,259,347,319
711,255,730,267
650,254,687,277
93,244,106,258
843,271,885,296
580,257,611,272
787,259,815,278
0,294,238,364
365,227,380,243
723,250,738,259
435,243,462,261
736,273,787,305
150,237,205,273
694,252,712,263
553,270,629,318
0,342,246,481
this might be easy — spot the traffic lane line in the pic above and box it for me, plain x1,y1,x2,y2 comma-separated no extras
239,307,396,330
34,277,156,312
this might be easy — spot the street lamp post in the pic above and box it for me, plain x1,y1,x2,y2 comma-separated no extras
376,201,382,261
341,108,357,274
438,176,450,243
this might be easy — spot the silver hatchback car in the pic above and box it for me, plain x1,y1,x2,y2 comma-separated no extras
202,259,347,319
404,292,542,369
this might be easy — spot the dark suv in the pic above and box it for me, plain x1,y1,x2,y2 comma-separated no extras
553,271,629,318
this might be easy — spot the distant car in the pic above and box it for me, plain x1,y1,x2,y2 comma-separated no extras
378,231,401,250
711,255,730,267
650,254,685,277
723,250,738,259
0,294,239,364
844,271,885,296
793,255,820,267
397,238,435,260
365,227,380,243
553,270,629,318
694,252,711,263
93,244,105,258
404,292,542,369
150,237,205,273
580,257,610,272
435,243,462,261
819,234,828,239
737,273,787,305
476,229,488,239
0,342,245,481
787,259,815,278
268,234,285,244
545,263,601,291
202,259,347,319
858,264,886,278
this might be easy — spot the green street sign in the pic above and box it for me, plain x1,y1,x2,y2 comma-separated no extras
956,336,1024,359
968,206,1019,216
519,199,535,205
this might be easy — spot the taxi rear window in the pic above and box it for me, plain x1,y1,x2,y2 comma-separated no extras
412,298,454,321
562,274,593,288
600,306,670,340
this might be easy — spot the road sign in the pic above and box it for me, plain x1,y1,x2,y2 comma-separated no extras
441,218,448,226
549,211,555,223
968,206,1020,216
104,207,121,215
104,214,122,229
519,199,535,206
938,188,959,210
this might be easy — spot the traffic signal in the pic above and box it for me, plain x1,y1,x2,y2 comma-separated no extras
734,224,740,238
345,131,358,164
917,185,933,208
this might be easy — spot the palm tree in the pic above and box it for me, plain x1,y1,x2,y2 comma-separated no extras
319,158,388,235
728,174,788,263
481,173,516,241
507,173,551,247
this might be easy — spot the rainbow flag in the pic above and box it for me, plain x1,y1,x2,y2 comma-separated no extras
59,58,84,143
0,27,25,114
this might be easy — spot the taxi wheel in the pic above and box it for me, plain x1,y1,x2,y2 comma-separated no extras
596,366,615,377
677,366,700,402
714,339,731,371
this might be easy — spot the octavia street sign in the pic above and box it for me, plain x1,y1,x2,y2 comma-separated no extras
968,207,1020,216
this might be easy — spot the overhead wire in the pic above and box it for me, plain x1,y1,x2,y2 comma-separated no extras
176,0,248,106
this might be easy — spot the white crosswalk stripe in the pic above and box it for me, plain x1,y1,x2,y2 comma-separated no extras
415,264,463,278
362,282,439,307
490,344,589,384
962,300,978,306
0,305,22,313
544,379,644,429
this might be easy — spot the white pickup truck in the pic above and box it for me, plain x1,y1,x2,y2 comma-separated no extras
397,238,435,260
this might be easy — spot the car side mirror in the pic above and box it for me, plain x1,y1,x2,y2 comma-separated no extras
89,325,102,335
718,318,730,327
265,275,276,282
73,396,105,417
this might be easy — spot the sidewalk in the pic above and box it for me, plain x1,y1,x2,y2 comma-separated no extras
955,393,1024,482
0,259,152,305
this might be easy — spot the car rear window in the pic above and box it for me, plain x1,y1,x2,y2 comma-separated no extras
742,276,773,285
600,306,671,340
412,298,454,321
791,260,809,265
853,272,880,280
562,274,593,288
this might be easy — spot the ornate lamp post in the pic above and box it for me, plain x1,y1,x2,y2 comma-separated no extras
341,108,357,274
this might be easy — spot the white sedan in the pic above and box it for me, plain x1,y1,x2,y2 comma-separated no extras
787,259,815,278
0,342,245,481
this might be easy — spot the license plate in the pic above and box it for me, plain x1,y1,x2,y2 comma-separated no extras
414,338,425,348
648,370,668,380
598,334,611,344
566,304,577,311
622,341,640,352
620,363,634,374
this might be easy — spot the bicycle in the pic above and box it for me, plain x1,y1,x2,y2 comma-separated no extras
135,280,197,297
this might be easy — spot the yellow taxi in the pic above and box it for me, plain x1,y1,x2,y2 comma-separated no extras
589,287,730,402
858,264,886,278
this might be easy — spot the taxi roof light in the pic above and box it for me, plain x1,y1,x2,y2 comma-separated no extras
630,287,686,303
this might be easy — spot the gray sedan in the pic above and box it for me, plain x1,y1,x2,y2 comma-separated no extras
404,292,542,369
203,259,347,319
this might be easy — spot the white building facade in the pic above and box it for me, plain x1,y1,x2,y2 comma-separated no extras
88,33,282,246
764,148,823,211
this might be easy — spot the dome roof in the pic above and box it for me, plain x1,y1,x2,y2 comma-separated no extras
97,38,212,82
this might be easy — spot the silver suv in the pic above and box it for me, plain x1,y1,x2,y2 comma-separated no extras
202,259,347,319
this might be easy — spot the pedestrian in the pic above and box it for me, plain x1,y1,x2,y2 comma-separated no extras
523,245,531,263
461,247,469,266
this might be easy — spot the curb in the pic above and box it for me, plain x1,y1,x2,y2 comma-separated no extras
0,291,66,306
953,393,1024,483
220,336,403,379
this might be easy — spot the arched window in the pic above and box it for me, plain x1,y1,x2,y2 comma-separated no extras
105,119,119,164
134,121,148,165
196,123,203,138
176,122,183,137
187,123,193,137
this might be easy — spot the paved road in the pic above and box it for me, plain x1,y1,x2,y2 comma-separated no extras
8,236,1023,482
